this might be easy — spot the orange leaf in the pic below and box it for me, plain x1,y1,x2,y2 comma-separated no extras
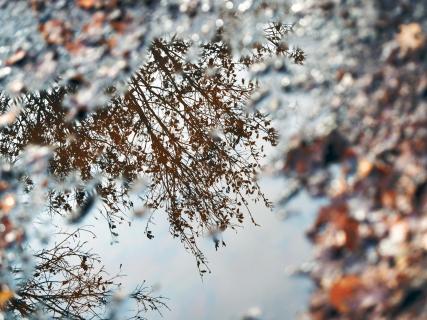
357,158,373,179
77,0,98,9
0,289,13,308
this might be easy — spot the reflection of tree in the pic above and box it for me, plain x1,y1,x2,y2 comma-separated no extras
0,23,302,317
0,29,297,269
7,229,167,319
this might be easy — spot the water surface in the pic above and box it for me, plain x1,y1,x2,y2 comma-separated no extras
86,177,318,320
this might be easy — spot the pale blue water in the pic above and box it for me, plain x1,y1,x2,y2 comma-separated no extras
84,176,319,320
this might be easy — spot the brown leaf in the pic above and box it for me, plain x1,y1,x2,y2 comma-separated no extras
40,19,72,46
310,202,359,250
381,189,397,208
329,275,363,313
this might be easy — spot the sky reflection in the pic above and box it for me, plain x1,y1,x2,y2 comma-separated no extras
86,177,319,320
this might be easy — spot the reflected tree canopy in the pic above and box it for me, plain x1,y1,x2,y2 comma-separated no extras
0,23,302,318
10,229,167,319
0,30,296,269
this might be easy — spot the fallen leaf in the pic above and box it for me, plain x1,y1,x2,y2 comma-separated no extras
357,158,373,178
396,23,425,54
329,275,363,313
0,289,13,308
40,19,72,45
5,50,27,66
77,0,99,9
